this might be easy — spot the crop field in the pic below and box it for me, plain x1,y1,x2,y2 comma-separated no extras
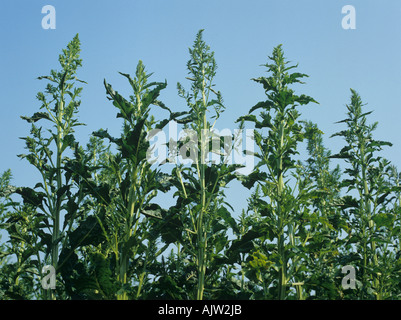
1,1,401,306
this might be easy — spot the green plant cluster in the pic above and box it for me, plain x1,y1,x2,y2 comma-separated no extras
1,31,401,300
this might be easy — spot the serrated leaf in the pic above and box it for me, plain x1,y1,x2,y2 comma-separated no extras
20,112,52,123
14,187,46,208
69,215,106,248
141,203,164,219
372,213,395,229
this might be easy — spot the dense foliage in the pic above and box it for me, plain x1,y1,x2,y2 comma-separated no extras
1,31,401,300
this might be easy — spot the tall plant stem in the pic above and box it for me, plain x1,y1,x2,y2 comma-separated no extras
50,94,65,300
196,105,208,300
117,166,139,300
360,144,379,299
53,97,63,266
277,122,287,300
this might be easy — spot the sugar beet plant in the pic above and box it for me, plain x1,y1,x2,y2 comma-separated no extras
2,31,401,300
90,61,173,300
235,45,320,299
295,121,345,299
0,35,89,300
330,89,401,299
58,60,175,300
157,30,240,300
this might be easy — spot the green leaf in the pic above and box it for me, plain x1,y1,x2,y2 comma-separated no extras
62,197,79,230
372,213,395,229
295,94,318,106
92,128,121,145
104,79,134,122
141,203,164,219
89,253,116,299
61,134,76,153
14,187,46,208
224,224,274,264
339,253,362,265
237,169,267,189
121,117,148,163
20,112,52,123
338,195,359,209
249,101,275,114
69,215,106,248
141,81,168,110
236,114,258,124
217,206,239,234
154,172,174,192
154,207,183,245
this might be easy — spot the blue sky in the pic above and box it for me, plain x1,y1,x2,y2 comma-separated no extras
1,0,401,218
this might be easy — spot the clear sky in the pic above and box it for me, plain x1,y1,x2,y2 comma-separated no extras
1,1,401,218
